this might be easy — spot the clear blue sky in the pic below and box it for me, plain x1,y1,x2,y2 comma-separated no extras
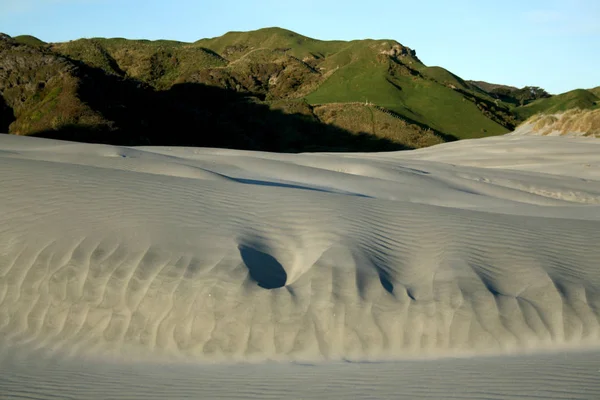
1,0,598,94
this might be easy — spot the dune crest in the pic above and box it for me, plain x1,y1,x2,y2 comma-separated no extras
1,135,600,363
510,108,600,137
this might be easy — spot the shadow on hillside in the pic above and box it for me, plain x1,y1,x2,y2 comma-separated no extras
383,109,459,143
0,95,15,133
30,65,414,152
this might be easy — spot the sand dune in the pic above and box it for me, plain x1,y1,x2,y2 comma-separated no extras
2,350,600,399
1,134,600,398
509,109,600,138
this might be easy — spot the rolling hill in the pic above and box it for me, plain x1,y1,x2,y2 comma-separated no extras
0,28,597,151
513,89,599,120
587,86,600,98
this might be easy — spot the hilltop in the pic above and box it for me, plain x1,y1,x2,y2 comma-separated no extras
0,28,598,151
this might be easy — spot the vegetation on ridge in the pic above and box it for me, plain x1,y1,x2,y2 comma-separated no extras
513,89,599,121
519,108,600,137
0,27,596,151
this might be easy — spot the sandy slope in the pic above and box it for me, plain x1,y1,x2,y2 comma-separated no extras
1,134,600,398
509,109,600,138
2,350,600,400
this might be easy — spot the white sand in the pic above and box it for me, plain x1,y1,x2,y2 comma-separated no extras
1,134,599,398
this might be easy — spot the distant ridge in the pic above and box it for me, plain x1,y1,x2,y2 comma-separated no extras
467,80,518,93
0,27,597,151
13,34,46,47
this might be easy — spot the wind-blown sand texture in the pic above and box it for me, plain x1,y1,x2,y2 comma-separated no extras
1,134,600,399
510,108,600,137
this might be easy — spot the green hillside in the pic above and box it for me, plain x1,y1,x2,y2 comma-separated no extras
195,27,347,61
514,89,599,120
1,27,597,151
13,35,46,47
588,86,600,98
52,28,521,139
52,38,227,89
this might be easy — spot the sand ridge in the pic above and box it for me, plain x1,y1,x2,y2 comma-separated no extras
1,135,600,365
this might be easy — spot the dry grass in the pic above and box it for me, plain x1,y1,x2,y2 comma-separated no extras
314,103,444,148
533,115,558,130
526,109,600,137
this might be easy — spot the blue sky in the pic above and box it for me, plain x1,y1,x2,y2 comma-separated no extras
1,0,598,94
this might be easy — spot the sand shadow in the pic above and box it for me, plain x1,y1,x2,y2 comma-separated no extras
239,245,287,289
233,178,372,197
378,271,395,294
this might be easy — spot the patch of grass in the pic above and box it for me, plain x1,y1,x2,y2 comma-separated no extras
420,67,508,107
532,114,558,130
13,35,46,47
53,38,227,89
195,27,347,61
419,66,468,90
588,86,600,99
211,48,320,99
9,73,107,135
556,109,600,136
525,108,600,137
305,44,508,139
305,46,400,105
514,89,599,120
51,39,124,75
313,103,445,148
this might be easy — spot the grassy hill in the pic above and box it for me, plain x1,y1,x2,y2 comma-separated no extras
194,27,347,61
51,38,227,89
49,28,521,140
0,33,419,151
513,89,599,120
0,34,108,136
0,27,597,151
13,35,46,47
468,80,518,93
588,86,600,98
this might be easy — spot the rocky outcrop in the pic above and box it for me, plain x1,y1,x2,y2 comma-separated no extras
379,43,418,59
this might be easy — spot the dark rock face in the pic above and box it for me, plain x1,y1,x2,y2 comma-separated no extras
0,94,15,132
